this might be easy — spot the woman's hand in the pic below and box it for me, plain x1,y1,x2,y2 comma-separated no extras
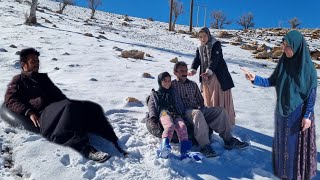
29,113,40,127
200,72,209,81
301,118,311,131
188,70,196,76
241,67,256,81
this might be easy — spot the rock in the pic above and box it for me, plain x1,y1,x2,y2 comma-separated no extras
271,46,282,52
98,35,108,40
9,45,17,48
51,58,58,61
257,44,267,52
311,50,320,60
141,26,147,29
147,17,154,21
232,36,242,42
126,97,140,103
52,24,57,28
229,42,240,46
14,61,21,69
84,33,94,37
255,50,271,59
113,46,123,51
63,52,70,55
145,54,152,57
122,22,129,26
240,44,257,51
54,67,60,70
89,78,98,81
272,50,283,59
83,23,93,26
69,64,79,67
142,73,153,78
124,16,132,22
249,41,258,45
177,30,189,34
217,31,233,38
311,30,320,39
45,19,52,24
0,48,8,52
15,51,20,55
170,57,178,63
250,50,259,54
121,50,145,59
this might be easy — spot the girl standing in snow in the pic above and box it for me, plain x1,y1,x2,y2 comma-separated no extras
244,30,317,180
188,27,236,126
147,72,201,160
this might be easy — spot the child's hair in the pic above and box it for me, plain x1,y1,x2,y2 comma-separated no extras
158,72,171,86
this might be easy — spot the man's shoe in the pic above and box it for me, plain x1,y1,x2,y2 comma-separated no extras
200,145,218,158
224,137,249,150
82,145,111,163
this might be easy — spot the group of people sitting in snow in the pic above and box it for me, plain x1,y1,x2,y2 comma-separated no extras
3,27,317,180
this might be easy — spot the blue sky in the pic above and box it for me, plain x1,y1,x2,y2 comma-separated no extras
75,0,320,29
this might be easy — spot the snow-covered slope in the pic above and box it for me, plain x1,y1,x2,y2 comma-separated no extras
0,0,319,179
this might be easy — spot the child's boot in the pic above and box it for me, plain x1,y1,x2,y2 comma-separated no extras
158,138,171,158
180,140,203,161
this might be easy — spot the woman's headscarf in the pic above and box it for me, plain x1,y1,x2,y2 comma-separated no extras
198,27,218,74
270,30,318,117
157,71,171,92
198,27,217,50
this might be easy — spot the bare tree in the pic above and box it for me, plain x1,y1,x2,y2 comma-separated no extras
236,12,255,30
88,0,102,19
25,0,38,24
210,10,231,29
289,17,301,29
169,0,184,31
56,0,74,14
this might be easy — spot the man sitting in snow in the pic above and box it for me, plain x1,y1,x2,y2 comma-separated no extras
171,61,249,157
4,48,127,162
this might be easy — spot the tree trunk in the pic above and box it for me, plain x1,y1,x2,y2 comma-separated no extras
58,3,67,14
90,9,95,19
26,0,38,24
173,16,178,31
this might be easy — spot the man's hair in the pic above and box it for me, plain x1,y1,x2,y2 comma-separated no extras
20,48,40,64
174,61,187,72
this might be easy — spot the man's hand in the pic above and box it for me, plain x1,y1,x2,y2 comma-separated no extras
29,113,40,127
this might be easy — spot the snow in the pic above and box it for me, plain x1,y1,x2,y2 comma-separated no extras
0,0,319,179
